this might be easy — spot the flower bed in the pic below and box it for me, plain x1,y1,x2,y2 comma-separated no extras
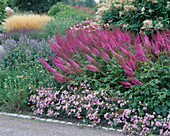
28,27,170,135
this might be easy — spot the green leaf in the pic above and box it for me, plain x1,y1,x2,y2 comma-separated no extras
154,106,161,114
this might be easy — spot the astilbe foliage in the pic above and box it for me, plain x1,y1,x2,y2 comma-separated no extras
40,27,170,90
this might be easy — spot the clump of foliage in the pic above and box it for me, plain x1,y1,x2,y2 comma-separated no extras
48,2,71,16
0,35,58,112
96,0,170,35
54,7,94,21
0,0,7,25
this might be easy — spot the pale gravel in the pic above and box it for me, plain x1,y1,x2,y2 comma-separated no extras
0,115,126,136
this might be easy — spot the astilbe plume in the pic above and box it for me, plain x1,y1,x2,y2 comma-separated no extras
40,27,170,85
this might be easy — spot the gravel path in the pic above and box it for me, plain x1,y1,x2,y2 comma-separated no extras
0,115,126,136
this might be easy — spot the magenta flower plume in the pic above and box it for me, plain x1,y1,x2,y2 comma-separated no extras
134,43,146,62
102,42,110,50
126,75,143,85
39,57,56,74
100,49,110,61
67,58,79,68
53,62,69,72
109,46,123,61
126,58,135,69
84,54,101,68
154,42,160,55
118,81,131,88
50,57,70,66
82,64,100,71
91,46,100,56
53,73,69,83
118,46,134,59
119,60,134,76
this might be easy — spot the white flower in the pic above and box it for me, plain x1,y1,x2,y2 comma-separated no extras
124,5,137,12
159,17,163,20
167,1,170,10
119,11,124,17
114,4,122,9
155,22,163,29
123,24,129,28
148,9,152,13
141,7,145,12
142,20,153,29
147,0,157,3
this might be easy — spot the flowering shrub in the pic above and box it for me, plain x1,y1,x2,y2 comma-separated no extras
96,0,170,35
67,19,101,33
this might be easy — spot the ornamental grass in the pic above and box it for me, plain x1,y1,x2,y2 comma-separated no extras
3,14,53,32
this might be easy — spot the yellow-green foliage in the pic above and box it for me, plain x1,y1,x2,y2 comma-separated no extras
3,14,53,32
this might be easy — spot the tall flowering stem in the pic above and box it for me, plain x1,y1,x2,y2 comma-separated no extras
40,27,169,86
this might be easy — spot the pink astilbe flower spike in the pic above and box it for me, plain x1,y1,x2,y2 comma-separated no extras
82,64,100,71
53,62,69,72
154,42,160,55
49,41,61,54
118,46,134,59
91,46,100,56
109,46,123,62
50,57,70,66
53,72,69,83
102,42,110,50
126,57,135,69
126,75,143,85
39,57,56,74
118,81,131,88
84,54,101,67
134,43,146,62
119,60,135,76
67,58,80,68
99,48,110,62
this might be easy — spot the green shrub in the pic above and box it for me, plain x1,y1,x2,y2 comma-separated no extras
124,54,170,118
55,8,94,21
7,0,15,9
0,0,7,25
14,0,61,13
48,2,71,16
62,0,96,8
101,0,170,35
